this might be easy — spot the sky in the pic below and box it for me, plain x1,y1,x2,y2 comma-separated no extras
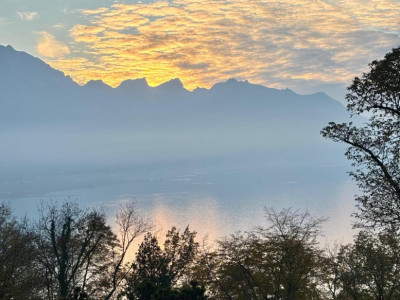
0,0,399,101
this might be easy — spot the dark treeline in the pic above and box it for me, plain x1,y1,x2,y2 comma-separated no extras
1,46,399,299
2,202,400,300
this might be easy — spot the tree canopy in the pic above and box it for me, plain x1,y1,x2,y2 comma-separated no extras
124,226,200,300
322,46,400,228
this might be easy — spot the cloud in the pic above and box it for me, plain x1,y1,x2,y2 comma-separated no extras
16,11,38,21
46,0,400,93
53,24,65,29
36,32,70,58
176,61,209,70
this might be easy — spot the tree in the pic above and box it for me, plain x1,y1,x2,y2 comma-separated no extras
321,47,400,228
190,241,233,300
127,232,169,299
151,281,207,300
336,228,400,299
124,226,199,300
105,202,153,300
0,202,41,299
35,201,151,300
163,226,199,286
35,201,118,300
320,243,344,300
216,232,271,299
198,208,327,300
259,208,326,300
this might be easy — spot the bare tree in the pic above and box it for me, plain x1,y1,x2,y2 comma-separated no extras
35,201,151,300
35,201,117,299
105,202,152,300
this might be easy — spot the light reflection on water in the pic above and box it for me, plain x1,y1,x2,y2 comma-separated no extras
3,163,358,244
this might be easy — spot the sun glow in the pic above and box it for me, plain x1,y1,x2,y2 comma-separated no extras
42,0,399,90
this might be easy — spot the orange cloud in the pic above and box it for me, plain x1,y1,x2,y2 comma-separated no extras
45,0,399,91
37,32,70,58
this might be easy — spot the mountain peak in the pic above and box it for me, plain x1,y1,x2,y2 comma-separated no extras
193,86,208,92
0,44,77,90
84,79,112,90
0,45,14,52
0,45,19,57
226,78,238,84
225,78,250,85
118,78,149,89
210,78,251,91
156,78,184,90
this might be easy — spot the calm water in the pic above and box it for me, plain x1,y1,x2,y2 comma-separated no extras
2,157,358,244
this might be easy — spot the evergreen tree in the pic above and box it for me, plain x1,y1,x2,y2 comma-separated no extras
124,227,199,300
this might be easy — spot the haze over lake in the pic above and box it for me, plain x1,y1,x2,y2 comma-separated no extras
0,45,360,243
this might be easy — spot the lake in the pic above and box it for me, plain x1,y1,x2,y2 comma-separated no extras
1,156,358,245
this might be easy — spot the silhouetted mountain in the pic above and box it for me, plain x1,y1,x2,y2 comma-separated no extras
0,45,77,92
155,78,185,91
118,78,149,90
0,45,350,171
84,79,112,90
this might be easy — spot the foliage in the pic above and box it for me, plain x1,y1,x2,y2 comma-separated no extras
33,201,151,300
321,46,400,228
259,208,326,300
4,199,400,300
151,281,207,300
35,201,118,299
124,226,199,300
336,228,400,299
194,208,327,300
0,202,41,299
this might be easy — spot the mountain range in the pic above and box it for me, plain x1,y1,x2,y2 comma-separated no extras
0,45,351,178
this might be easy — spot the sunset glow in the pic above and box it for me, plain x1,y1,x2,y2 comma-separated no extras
1,0,399,96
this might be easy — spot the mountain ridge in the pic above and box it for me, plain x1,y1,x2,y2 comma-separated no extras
0,44,338,103
0,44,350,170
